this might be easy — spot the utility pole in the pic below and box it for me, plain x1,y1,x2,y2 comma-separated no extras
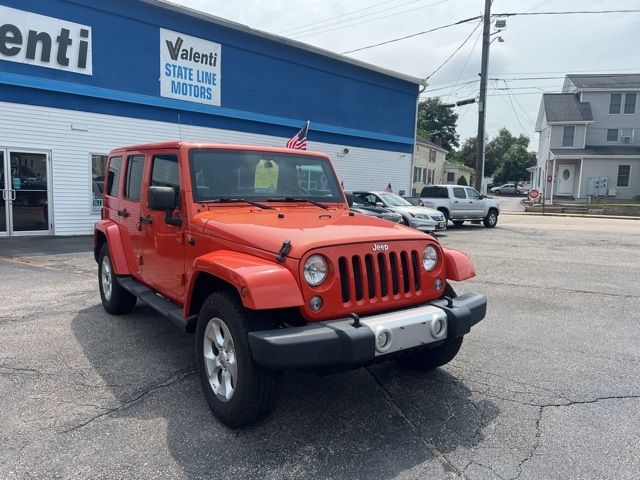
474,0,492,193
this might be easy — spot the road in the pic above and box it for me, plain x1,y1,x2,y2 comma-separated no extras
1,214,639,479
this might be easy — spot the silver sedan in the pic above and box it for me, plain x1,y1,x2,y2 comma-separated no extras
353,191,447,232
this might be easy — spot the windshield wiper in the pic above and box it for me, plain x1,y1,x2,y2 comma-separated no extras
204,198,274,210
267,197,329,210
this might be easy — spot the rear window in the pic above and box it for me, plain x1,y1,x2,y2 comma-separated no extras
420,186,448,198
125,155,145,201
106,156,122,197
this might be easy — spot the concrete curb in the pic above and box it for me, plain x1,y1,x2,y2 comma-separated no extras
501,211,640,220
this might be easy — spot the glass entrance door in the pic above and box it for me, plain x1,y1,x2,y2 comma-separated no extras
0,149,52,235
0,151,7,236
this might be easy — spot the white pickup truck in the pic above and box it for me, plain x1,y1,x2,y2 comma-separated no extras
419,185,501,228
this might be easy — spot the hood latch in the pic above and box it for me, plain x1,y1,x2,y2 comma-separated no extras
276,240,292,263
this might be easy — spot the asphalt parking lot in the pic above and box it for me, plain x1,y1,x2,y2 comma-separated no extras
1,214,639,480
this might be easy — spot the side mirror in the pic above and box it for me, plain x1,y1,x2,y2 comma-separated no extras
148,186,182,227
345,193,354,207
479,194,485,199
148,186,176,211
375,201,385,208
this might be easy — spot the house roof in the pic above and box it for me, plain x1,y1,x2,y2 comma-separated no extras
542,94,593,123
566,74,640,90
551,145,640,157
444,160,474,172
415,135,448,152
142,0,425,86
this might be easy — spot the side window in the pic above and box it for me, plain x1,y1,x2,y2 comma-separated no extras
465,188,480,200
125,155,145,201
106,156,122,197
453,187,466,199
151,154,180,205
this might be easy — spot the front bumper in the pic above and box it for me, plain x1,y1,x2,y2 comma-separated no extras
408,217,446,231
248,292,486,370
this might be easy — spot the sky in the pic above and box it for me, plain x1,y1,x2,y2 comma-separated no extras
176,0,640,150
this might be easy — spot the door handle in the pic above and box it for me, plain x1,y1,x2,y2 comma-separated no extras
117,209,130,218
139,216,153,225
1,190,6,201
454,201,459,203
10,189,16,201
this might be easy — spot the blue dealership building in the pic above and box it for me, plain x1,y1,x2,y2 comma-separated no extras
0,0,422,236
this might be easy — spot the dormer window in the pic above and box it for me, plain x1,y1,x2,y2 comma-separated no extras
562,126,575,147
610,93,637,114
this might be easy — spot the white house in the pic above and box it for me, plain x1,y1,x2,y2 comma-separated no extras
534,74,640,201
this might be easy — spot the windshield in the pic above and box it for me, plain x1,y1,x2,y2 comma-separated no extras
189,149,343,203
378,193,412,206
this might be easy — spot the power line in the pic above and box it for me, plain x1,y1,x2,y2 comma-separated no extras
494,9,640,17
340,16,482,54
291,0,449,39
444,24,483,101
426,20,483,80
278,0,403,34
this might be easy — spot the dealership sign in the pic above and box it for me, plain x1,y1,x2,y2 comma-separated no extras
160,28,221,106
0,5,92,75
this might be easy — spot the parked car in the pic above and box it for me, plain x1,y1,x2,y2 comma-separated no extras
490,183,527,195
346,192,403,224
353,191,447,231
94,142,487,427
419,185,500,228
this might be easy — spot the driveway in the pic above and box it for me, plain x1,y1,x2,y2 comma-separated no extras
1,215,638,479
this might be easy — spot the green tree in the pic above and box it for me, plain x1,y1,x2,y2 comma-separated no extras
449,137,477,169
416,97,459,150
492,144,536,185
485,128,530,177
456,175,468,186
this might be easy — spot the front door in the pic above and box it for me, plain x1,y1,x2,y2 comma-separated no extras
557,165,575,196
0,149,52,236
465,187,485,218
140,151,185,299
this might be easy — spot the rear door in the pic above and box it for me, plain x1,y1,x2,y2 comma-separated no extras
139,151,186,299
451,187,469,218
119,152,147,277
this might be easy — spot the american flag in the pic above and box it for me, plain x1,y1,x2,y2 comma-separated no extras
384,183,393,192
286,121,309,150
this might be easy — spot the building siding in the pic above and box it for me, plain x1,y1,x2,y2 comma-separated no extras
581,92,640,146
0,101,411,235
579,158,640,199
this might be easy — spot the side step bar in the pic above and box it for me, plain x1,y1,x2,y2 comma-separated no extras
117,277,197,332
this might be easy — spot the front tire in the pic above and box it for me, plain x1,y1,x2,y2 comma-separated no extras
98,244,136,315
483,209,498,228
396,282,463,370
196,291,281,428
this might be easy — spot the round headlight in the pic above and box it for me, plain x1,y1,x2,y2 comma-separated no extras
423,245,438,271
304,255,328,286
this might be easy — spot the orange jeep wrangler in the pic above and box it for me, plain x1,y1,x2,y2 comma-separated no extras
94,142,486,427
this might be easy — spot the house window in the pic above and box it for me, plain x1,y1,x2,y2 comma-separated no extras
429,150,436,163
91,154,108,211
620,128,634,143
617,165,631,187
428,169,434,184
413,166,419,182
422,168,427,184
562,126,575,147
606,129,619,142
609,93,622,114
624,93,637,114
446,172,455,183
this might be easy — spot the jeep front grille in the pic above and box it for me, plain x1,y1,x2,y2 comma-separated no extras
338,250,421,303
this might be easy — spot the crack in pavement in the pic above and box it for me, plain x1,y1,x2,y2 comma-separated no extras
59,366,196,435
510,395,640,480
472,278,640,299
365,367,465,478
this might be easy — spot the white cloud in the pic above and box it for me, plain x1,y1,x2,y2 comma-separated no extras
174,0,640,148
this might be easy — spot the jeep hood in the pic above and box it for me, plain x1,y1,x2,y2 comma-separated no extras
196,208,428,259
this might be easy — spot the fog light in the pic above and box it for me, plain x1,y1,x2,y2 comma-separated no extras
375,327,393,353
434,278,443,291
430,312,447,339
309,296,323,311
